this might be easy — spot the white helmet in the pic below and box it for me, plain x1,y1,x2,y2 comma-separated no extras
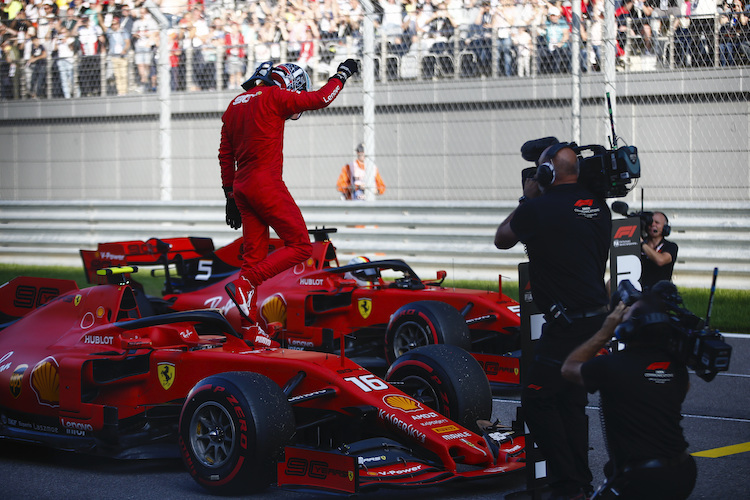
344,256,380,286
241,62,312,120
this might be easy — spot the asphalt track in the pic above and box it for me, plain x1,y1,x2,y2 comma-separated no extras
1,335,747,500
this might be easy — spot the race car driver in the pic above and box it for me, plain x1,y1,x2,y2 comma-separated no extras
219,59,358,347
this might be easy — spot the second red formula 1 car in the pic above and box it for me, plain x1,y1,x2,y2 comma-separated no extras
81,228,522,388
0,274,524,495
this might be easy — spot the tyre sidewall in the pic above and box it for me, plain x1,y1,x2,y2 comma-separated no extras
179,372,293,494
386,344,491,432
385,300,471,364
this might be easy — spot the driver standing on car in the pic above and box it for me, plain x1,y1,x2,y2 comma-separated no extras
561,282,696,500
219,59,358,347
494,139,611,500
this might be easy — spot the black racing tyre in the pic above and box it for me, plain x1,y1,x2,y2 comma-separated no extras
178,371,294,495
384,300,472,365
385,344,491,433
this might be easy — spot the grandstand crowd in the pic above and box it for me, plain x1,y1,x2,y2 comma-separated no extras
1,0,748,99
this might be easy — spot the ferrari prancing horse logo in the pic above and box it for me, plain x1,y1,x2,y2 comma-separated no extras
358,298,372,319
158,362,175,390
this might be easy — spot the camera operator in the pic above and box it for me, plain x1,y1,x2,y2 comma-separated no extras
495,140,612,500
561,282,697,500
641,211,678,290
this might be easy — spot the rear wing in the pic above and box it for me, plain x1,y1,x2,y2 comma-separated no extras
0,276,79,324
81,237,222,284
81,237,243,293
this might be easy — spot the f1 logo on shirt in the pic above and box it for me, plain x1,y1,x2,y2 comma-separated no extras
573,199,601,219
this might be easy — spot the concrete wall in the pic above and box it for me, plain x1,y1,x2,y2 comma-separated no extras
2,69,749,202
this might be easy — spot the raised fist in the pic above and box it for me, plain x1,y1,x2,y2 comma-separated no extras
331,59,359,85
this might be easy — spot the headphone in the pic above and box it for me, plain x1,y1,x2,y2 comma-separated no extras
535,142,575,187
536,159,555,187
655,211,671,237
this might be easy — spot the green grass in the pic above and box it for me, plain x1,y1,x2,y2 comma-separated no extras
448,278,750,334
2,266,748,334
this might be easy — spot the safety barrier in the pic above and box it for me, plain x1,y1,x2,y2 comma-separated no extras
0,200,748,289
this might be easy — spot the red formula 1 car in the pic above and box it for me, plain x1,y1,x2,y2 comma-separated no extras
80,228,522,389
0,275,524,495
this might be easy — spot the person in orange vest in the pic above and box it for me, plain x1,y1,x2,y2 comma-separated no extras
336,143,386,200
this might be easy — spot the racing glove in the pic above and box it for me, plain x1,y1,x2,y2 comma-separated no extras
330,59,359,85
224,188,241,230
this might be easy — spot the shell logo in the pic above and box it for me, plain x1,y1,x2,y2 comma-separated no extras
260,294,287,327
383,394,423,413
31,357,60,407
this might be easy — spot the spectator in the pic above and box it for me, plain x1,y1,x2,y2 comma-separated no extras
118,4,134,35
541,5,571,73
465,0,493,76
168,28,186,91
381,0,405,39
132,7,158,92
74,14,105,96
635,0,663,57
336,143,386,200
1,35,22,100
514,26,532,76
719,0,749,65
673,0,692,66
26,34,47,98
690,0,718,66
641,211,678,290
106,16,131,95
495,0,516,77
615,0,636,59
587,0,605,70
737,8,750,62
224,21,246,89
53,25,76,98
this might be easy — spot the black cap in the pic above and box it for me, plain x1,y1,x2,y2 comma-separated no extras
356,143,364,153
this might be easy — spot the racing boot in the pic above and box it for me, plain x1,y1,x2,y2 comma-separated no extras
239,319,280,349
225,276,256,321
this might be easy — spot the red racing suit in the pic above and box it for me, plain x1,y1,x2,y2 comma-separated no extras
219,78,343,289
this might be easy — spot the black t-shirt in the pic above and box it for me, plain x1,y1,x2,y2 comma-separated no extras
510,183,611,313
581,345,689,466
641,238,678,290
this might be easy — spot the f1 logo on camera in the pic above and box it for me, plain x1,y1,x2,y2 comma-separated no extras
614,225,637,239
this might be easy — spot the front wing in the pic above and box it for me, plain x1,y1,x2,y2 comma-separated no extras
278,438,525,494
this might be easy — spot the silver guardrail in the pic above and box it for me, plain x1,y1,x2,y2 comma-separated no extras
1,200,748,289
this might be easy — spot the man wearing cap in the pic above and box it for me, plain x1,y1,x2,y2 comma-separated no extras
74,11,105,96
495,139,611,500
336,143,386,200
542,5,571,73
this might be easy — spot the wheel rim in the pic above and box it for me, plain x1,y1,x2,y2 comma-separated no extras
398,374,442,412
189,401,237,469
392,320,431,358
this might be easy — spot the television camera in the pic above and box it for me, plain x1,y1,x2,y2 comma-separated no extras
614,275,732,382
611,201,664,239
520,94,641,199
